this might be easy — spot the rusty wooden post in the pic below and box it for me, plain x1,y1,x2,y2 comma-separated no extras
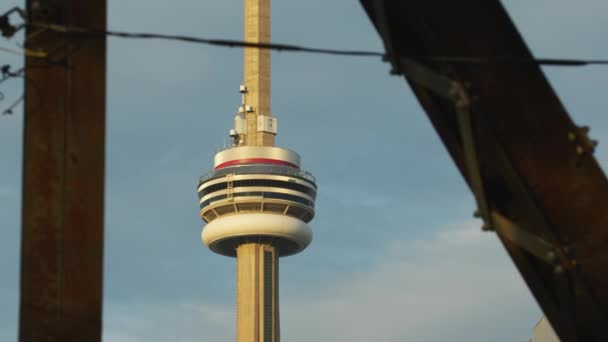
20,0,106,340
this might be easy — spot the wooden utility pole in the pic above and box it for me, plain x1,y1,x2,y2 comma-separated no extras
20,0,106,341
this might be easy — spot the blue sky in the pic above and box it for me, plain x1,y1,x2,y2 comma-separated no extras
1,1,608,341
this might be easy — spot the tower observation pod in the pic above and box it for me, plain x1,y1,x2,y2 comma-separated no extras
199,147,316,257
196,0,316,341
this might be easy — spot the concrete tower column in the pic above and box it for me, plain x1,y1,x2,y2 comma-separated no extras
243,0,275,146
238,1,278,340
237,243,279,342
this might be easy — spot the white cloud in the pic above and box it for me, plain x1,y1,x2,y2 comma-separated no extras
104,221,540,342
104,301,235,342
282,221,539,342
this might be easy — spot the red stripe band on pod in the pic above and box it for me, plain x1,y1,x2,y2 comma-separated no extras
215,158,299,170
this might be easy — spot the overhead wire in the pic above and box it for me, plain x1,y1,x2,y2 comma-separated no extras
1,5,608,67
1,6,608,119
16,22,608,67
1,5,608,66
0,65,23,115
26,22,386,57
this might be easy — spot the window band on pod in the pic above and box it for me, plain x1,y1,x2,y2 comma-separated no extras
198,179,317,199
199,191,314,209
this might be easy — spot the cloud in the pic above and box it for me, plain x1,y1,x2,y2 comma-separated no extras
282,221,539,342
104,300,235,342
103,221,540,342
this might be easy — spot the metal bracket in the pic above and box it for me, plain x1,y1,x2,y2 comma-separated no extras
0,7,26,38
568,125,598,160
491,211,558,265
386,57,578,273
391,56,493,229
390,57,597,281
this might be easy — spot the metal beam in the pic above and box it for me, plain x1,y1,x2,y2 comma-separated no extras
20,0,106,340
359,1,608,340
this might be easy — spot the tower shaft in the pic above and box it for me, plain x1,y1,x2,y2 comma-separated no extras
238,2,278,338
243,0,275,147
237,243,279,342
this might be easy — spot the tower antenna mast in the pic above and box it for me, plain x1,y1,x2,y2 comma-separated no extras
240,0,274,147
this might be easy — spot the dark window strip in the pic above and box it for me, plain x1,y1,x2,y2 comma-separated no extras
264,251,273,342
200,191,314,209
199,179,317,199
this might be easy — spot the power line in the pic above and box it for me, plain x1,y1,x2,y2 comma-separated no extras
0,65,24,83
2,94,22,115
3,7,608,66
0,65,24,115
24,23,608,67
26,22,385,57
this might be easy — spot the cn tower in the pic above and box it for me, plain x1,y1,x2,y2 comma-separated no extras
197,0,317,341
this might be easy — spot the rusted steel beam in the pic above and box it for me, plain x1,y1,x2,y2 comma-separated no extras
20,0,106,340
360,1,608,341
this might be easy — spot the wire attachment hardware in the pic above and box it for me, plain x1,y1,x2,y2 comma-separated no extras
0,7,26,38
